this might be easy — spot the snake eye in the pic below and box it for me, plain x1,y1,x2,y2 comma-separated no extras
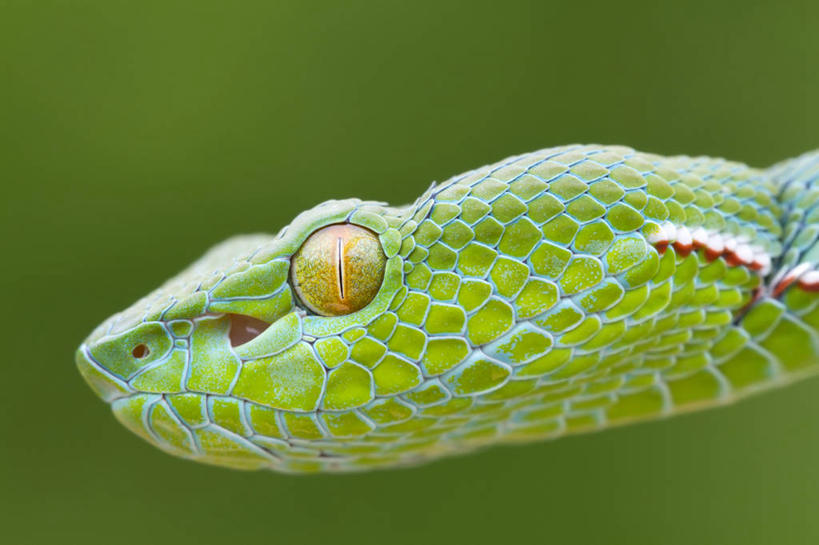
291,223,386,316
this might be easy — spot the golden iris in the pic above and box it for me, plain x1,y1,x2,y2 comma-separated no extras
290,224,386,316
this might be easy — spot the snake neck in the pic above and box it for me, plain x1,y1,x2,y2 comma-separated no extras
733,151,819,380
398,147,819,401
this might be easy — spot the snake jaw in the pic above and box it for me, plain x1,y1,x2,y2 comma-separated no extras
76,310,318,470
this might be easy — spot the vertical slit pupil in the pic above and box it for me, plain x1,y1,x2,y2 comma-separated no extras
337,236,345,300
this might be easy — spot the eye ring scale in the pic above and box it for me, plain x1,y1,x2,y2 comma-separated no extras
290,223,386,316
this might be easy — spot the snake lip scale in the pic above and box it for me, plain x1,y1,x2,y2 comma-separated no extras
76,144,819,473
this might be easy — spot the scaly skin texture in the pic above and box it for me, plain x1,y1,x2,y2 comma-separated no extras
76,144,819,473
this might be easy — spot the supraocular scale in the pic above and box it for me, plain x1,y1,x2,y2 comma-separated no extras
76,144,819,473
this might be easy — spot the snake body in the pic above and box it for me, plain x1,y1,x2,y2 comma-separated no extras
77,145,819,473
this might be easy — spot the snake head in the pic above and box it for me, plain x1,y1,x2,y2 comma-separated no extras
78,144,796,473
75,198,410,470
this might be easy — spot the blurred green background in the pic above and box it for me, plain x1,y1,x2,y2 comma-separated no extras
2,0,819,544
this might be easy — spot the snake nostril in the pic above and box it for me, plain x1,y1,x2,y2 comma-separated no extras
131,344,150,359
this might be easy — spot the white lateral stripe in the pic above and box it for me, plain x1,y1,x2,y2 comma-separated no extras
650,221,773,275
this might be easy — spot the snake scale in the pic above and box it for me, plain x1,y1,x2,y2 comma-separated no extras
76,144,819,473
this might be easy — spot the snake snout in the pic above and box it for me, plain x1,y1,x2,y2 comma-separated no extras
75,345,134,403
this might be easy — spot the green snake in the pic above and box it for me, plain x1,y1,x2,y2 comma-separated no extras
76,144,819,473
